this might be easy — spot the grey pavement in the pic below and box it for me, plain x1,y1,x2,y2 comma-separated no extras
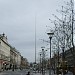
32,70,73,75
0,70,27,75
0,70,73,75
32,70,57,75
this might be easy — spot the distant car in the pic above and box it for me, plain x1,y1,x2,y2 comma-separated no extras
33,68,36,71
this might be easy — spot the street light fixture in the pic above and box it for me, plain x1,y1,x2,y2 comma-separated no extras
47,32,54,75
40,53,41,73
41,46,45,75
40,47,47,75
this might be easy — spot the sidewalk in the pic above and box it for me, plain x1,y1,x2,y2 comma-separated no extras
32,70,73,75
32,70,57,75
33,73,57,75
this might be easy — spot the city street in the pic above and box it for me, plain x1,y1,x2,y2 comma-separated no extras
0,70,73,75
0,70,29,75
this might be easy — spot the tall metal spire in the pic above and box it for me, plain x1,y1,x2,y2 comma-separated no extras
35,15,36,64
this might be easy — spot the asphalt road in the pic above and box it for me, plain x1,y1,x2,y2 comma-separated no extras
0,70,29,75
0,70,73,75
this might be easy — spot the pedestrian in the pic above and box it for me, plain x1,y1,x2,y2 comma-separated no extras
26,71,30,75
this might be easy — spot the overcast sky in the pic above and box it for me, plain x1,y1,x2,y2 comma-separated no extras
0,0,72,62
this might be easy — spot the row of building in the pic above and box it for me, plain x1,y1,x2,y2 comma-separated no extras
35,47,75,72
0,33,29,71
51,47,75,73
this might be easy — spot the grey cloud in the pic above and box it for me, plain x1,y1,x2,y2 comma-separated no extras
0,0,68,62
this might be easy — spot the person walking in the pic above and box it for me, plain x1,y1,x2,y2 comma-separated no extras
26,71,30,75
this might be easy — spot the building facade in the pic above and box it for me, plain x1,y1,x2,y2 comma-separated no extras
0,33,28,71
10,47,21,70
65,47,75,67
0,33,10,71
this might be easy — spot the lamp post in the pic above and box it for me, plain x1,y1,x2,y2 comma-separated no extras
62,46,65,75
41,46,45,75
47,32,54,75
40,47,47,75
40,53,41,73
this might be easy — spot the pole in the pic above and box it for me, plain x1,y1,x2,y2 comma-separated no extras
49,37,52,75
54,51,55,74
35,15,36,64
43,50,45,75
35,15,36,73
57,40,59,75
42,49,44,75
71,0,75,74
62,47,65,75
40,54,41,73
42,49,43,75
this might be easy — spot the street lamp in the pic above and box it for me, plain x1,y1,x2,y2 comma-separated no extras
40,47,47,75
41,46,45,75
47,32,54,75
40,53,41,73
